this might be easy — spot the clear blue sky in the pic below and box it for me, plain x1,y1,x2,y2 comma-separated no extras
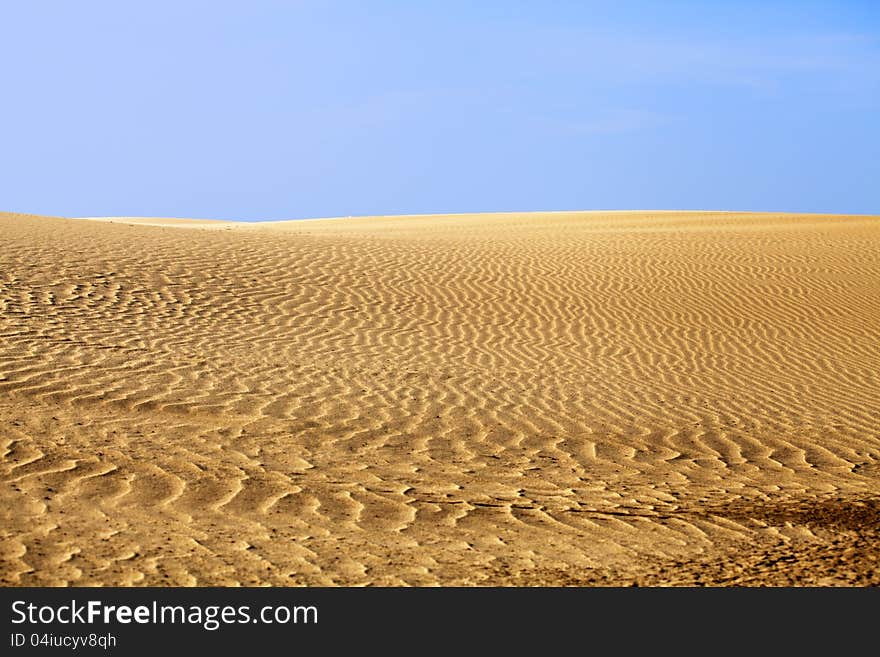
2,1,877,219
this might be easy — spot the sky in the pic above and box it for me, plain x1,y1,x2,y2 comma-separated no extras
1,1,878,220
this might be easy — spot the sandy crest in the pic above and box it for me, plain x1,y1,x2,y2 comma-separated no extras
1,210,878,586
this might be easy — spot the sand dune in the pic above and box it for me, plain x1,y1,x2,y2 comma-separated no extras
1,209,878,586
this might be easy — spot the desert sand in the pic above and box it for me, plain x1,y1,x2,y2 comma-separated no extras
1,210,878,586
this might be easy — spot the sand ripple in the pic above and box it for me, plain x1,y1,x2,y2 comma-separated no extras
1,210,878,585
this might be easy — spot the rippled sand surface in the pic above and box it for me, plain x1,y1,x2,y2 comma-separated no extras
2,210,878,585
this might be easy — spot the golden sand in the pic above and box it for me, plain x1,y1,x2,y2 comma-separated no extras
1,210,878,585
